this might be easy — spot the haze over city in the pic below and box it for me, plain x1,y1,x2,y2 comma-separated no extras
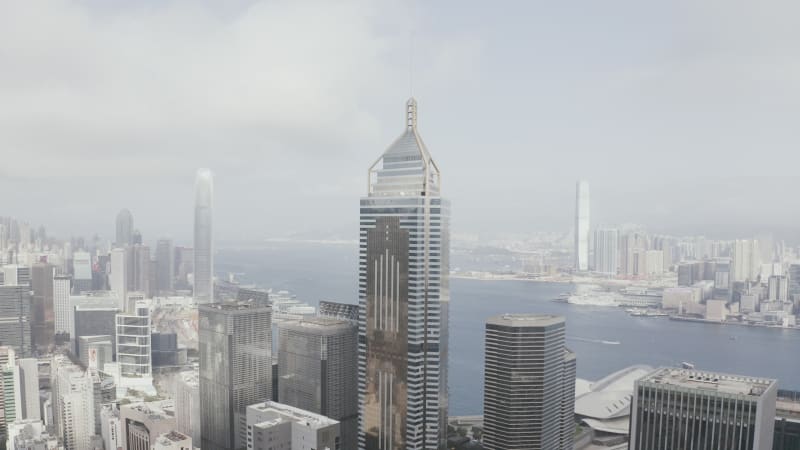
2,1,800,242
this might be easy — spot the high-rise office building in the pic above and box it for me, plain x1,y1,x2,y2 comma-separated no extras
769,275,789,302
0,347,16,442
72,251,92,294
278,317,358,450
482,314,576,450
193,169,214,304
31,262,56,351
115,209,134,247
53,275,71,342
787,263,800,304
0,285,31,356
127,244,151,297
109,248,128,311
574,180,590,272
155,239,174,293
115,303,155,396
593,228,619,275
358,98,450,450
199,301,271,450
629,367,777,450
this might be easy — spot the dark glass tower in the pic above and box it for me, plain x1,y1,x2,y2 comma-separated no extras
358,98,450,450
199,301,271,450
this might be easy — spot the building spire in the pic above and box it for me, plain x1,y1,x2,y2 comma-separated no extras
406,97,417,130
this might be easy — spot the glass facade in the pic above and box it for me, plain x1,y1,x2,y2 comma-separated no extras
359,99,450,450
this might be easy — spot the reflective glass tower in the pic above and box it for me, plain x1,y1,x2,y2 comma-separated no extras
115,209,133,247
358,98,450,450
194,169,214,304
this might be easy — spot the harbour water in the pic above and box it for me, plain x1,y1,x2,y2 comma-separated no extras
217,243,800,416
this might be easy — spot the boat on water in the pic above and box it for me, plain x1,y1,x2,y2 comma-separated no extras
681,361,695,369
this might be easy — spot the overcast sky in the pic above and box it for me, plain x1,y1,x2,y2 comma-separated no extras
1,0,799,244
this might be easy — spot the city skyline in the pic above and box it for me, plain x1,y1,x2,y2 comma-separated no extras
1,2,799,242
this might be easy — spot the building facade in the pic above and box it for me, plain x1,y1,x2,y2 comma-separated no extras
115,303,154,396
358,99,450,450
31,262,56,351
278,317,358,450
574,180,590,272
115,209,134,247
629,368,777,450
482,314,576,450
193,169,214,304
0,285,31,356
199,301,272,450
246,402,340,450
593,228,619,275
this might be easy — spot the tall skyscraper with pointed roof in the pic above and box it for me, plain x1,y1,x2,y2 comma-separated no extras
194,169,214,304
358,98,450,450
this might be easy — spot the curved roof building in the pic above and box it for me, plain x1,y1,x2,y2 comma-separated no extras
574,365,654,435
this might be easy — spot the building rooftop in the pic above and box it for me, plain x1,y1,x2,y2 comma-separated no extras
155,431,190,444
640,368,776,398
486,313,564,328
199,300,271,312
248,401,338,429
279,316,353,332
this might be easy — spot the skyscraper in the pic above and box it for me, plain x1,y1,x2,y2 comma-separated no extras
629,368,777,450
155,239,174,293
53,274,71,343
115,209,134,247
109,248,128,311
199,301,271,450
31,262,56,351
278,317,358,450
0,285,31,356
575,180,590,272
482,314,576,450
733,239,761,282
72,251,93,293
115,303,155,396
194,169,214,304
127,244,151,296
593,228,619,275
359,98,450,450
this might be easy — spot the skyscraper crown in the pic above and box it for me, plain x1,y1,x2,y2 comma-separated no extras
368,98,440,197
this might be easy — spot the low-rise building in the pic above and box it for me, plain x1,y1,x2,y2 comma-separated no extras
153,431,192,450
246,401,339,450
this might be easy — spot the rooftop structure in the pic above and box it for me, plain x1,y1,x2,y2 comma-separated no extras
246,401,340,450
574,365,654,436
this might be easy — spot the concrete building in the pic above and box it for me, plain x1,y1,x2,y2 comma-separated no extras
246,401,340,450
482,314,576,450
593,228,619,276
78,336,113,372
199,301,272,450
629,368,777,450
193,169,214,304
769,275,789,302
733,239,761,283
100,404,122,450
706,299,728,321
30,262,56,351
151,333,187,367
714,258,732,300
174,370,200,447
0,285,31,356
69,292,119,357
788,263,800,303
662,287,700,311
51,355,97,450
359,98,450,450
0,347,17,442
153,431,192,450
115,209,134,247
278,317,357,450
127,245,151,298
15,358,39,421
575,181,590,272
5,419,59,450
644,250,664,276
120,400,177,450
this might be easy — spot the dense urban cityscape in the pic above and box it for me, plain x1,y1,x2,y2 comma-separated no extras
0,98,797,450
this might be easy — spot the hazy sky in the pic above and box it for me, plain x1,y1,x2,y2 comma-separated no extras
1,1,799,244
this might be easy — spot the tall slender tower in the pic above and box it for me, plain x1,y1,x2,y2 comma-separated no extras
115,209,134,247
574,180,590,271
358,98,450,450
194,169,214,304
